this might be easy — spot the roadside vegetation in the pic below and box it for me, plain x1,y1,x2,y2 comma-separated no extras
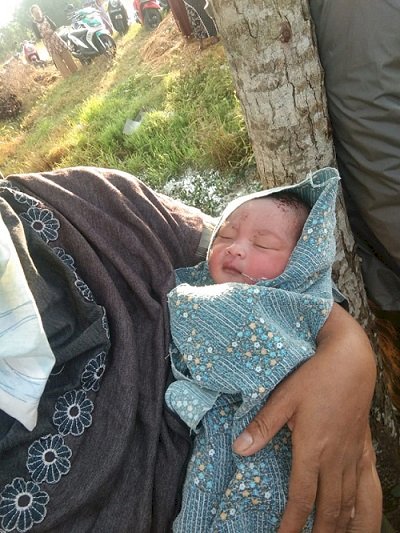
0,16,258,214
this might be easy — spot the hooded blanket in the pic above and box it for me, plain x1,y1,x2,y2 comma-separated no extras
165,167,340,532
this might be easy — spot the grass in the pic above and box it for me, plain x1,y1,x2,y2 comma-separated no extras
0,16,256,212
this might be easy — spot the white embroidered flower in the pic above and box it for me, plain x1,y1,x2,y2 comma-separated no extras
0,478,49,533
20,207,60,243
81,352,107,392
53,390,94,436
27,435,71,484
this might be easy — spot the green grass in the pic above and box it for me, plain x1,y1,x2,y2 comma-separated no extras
0,17,256,211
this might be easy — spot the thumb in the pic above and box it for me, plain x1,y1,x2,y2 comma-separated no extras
232,389,294,456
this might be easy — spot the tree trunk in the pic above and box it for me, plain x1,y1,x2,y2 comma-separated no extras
210,0,399,512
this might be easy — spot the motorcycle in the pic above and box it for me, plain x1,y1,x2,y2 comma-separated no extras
108,0,130,35
60,6,116,65
22,41,45,68
133,0,162,30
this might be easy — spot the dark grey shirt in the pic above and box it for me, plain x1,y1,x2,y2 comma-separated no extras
311,0,400,310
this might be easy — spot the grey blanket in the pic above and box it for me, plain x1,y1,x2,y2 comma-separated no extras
0,167,208,533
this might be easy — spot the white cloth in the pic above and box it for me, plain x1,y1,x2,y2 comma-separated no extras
0,213,55,430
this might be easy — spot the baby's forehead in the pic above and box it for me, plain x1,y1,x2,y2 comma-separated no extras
223,197,278,223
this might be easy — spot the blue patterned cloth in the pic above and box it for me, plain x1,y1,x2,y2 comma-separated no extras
165,168,340,532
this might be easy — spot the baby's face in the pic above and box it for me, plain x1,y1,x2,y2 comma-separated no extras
208,198,301,284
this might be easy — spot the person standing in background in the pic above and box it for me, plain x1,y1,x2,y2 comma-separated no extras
93,0,114,35
30,4,78,78
168,0,192,37
182,0,218,49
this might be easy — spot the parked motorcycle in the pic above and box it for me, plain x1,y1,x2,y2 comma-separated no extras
60,6,116,64
22,41,45,68
133,0,162,30
108,0,130,35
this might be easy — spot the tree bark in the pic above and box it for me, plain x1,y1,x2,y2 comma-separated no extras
210,0,399,468
209,0,333,183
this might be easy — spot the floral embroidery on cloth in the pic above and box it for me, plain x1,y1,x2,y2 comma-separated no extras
0,478,49,533
165,168,339,532
27,435,72,485
53,390,94,436
0,182,110,532
20,207,60,243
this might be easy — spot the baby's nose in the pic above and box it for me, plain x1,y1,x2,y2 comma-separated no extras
227,242,245,257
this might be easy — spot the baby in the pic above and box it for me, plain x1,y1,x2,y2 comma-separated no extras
208,193,309,285
165,168,339,532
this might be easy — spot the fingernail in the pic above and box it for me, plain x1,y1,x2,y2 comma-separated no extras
350,507,355,519
233,431,254,453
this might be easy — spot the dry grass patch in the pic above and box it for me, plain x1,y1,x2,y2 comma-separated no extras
0,58,58,113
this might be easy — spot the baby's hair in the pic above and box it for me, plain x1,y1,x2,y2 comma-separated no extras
265,190,310,214
253,191,310,241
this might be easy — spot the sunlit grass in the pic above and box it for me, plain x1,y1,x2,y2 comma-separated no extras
0,15,255,205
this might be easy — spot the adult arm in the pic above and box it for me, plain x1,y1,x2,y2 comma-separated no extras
232,303,381,532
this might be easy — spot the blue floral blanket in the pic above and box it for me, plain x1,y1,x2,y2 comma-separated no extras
165,168,339,532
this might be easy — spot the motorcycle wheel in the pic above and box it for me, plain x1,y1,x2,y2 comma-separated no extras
143,9,161,30
98,34,117,58
31,57,45,69
115,18,129,35
121,18,129,34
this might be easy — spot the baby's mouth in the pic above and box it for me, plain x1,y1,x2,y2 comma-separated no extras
240,272,258,282
222,266,257,283
223,265,240,274
222,264,242,276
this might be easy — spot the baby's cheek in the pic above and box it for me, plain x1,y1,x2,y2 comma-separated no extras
207,249,219,275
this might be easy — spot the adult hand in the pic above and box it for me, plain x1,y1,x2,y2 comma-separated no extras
346,427,382,533
232,304,381,532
